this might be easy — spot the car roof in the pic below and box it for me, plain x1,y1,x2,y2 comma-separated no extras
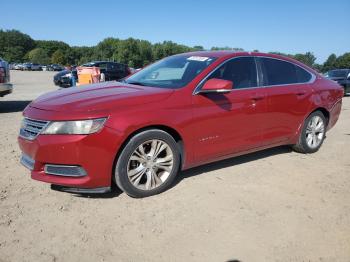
329,69,350,71
176,51,318,73
89,61,121,64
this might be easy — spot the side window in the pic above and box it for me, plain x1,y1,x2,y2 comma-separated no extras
206,57,257,89
99,63,107,70
107,63,114,70
261,58,297,85
295,66,312,83
261,58,312,85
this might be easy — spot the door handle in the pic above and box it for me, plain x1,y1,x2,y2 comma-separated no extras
295,90,307,96
250,94,265,100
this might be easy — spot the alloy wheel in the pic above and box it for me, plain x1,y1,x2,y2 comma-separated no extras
305,115,325,149
127,139,174,190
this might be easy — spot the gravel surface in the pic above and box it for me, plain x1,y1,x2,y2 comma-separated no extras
1,71,349,262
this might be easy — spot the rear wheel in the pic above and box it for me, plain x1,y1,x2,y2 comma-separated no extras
292,111,326,153
114,130,180,198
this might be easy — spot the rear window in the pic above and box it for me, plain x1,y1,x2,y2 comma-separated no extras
261,58,312,86
108,63,124,71
328,70,348,78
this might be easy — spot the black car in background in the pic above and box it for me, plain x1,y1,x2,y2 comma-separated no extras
48,64,64,71
325,69,350,95
81,61,131,81
53,69,78,88
53,61,131,88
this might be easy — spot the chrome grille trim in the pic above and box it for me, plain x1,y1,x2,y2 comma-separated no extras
19,118,50,140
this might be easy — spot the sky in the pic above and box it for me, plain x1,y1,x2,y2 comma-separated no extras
1,0,349,63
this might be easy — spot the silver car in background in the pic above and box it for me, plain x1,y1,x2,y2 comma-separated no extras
0,58,13,97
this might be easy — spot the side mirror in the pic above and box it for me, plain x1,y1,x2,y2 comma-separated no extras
199,78,233,94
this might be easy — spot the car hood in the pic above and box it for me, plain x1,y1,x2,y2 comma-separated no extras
29,81,174,113
54,70,70,78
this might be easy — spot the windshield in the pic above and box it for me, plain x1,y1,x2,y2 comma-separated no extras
328,70,348,78
82,62,97,67
124,55,217,88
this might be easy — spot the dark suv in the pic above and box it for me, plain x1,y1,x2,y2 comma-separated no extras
82,61,131,81
0,58,13,97
325,69,350,95
53,61,131,88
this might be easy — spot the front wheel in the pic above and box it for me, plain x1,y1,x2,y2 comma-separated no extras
292,111,326,153
114,130,180,198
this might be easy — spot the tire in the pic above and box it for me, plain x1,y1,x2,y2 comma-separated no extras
114,129,180,198
292,111,327,153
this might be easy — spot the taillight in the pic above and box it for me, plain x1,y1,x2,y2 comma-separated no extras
0,67,5,83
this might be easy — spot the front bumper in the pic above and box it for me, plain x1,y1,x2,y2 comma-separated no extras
54,77,71,87
327,98,342,131
0,83,13,96
18,126,123,189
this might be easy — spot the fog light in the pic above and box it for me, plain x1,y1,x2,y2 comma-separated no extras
44,164,87,177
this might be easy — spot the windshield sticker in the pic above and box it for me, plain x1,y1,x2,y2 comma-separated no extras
187,56,209,62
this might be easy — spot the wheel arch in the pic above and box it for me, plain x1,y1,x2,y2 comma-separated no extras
112,125,185,183
293,106,330,144
310,107,330,127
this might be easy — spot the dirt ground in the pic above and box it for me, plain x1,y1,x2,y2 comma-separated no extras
0,71,349,262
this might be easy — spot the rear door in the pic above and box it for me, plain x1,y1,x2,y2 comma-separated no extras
257,57,314,145
192,56,267,162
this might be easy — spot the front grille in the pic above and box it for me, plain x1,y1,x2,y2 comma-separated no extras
19,118,49,140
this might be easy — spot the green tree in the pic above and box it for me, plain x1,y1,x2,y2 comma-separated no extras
323,54,337,72
27,48,50,64
334,53,350,69
35,40,70,57
94,37,120,61
293,52,316,67
51,49,66,65
0,29,35,62
116,38,141,67
211,46,244,51
71,46,95,64
193,45,204,51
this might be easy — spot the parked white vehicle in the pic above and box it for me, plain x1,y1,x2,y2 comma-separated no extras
14,63,24,70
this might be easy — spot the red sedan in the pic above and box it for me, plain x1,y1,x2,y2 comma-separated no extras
18,51,343,197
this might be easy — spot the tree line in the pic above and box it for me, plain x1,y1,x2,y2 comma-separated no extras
0,29,349,72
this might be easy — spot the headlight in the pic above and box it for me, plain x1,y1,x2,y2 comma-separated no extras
41,118,106,135
63,73,72,78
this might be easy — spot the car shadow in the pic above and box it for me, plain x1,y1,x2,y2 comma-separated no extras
71,185,123,199
75,146,292,199
0,100,31,113
172,145,292,188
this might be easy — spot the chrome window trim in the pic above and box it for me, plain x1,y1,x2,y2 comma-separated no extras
193,55,316,95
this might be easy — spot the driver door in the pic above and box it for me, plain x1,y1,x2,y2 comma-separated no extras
191,57,266,163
